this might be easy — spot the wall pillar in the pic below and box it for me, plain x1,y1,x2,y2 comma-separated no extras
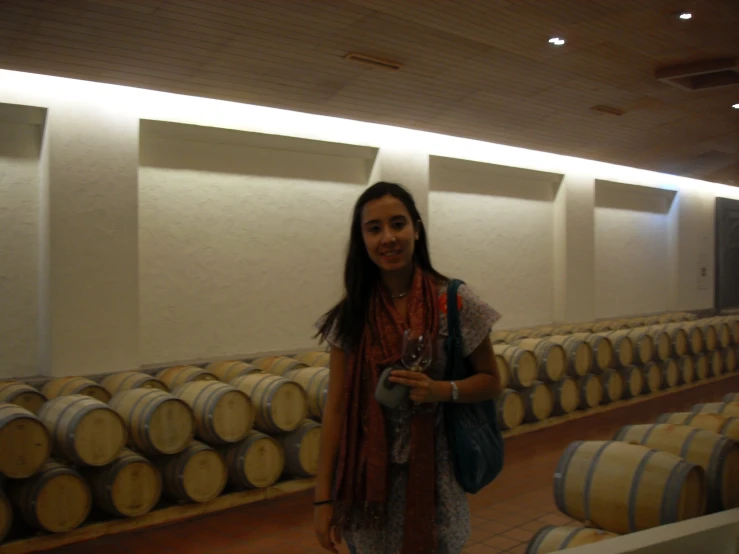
553,172,596,323
39,101,140,377
667,189,715,311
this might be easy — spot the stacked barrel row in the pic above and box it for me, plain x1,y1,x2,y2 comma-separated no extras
490,314,739,432
525,394,739,553
0,361,324,544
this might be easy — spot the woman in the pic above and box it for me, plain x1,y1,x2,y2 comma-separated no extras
314,181,502,554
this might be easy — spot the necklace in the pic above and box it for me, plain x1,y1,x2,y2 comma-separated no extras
391,291,409,299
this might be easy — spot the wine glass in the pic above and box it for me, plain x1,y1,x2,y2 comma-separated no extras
400,329,433,373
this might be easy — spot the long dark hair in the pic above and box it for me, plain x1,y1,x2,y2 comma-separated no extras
316,181,448,353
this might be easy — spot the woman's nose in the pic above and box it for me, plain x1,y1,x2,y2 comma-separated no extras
380,228,396,244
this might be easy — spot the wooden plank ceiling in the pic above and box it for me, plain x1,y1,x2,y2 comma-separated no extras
0,0,737,184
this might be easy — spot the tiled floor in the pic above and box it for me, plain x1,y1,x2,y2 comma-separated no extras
43,375,739,554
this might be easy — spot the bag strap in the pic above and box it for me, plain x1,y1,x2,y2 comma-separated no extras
446,279,465,343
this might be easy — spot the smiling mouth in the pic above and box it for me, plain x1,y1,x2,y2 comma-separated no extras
381,250,401,257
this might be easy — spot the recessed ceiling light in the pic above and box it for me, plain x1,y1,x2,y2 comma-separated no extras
733,103,739,109
678,12,692,19
548,37,565,46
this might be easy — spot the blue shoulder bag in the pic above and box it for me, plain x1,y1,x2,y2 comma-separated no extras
443,279,505,494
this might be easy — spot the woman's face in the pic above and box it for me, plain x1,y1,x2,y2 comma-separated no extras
360,194,418,272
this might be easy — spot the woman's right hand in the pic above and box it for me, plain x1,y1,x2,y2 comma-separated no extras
314,503,342,553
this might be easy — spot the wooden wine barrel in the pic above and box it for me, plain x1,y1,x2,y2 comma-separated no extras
643,327,671,361
84,449,162,517
156,441,227,503
614,423,739,512
101,371,168,396
510,339,566,382
692,402,739,418
709,350,724,376
677,355,695,385
0,381,46,414
41,377,111,403
724,393,739,403
0,403,51,478
641,362,663,394
725,318,739,343
205,360,260,382
526,525,618,554
656,412,739,443
643,315,662,326
492,345,537,388
725,317,739,344
521,381,553,422
600,332,633,368
294,351,330,368
610,329,653,365
11,460,91,533
662,324,689,357
578,374,603,409
222,431,284,489
694,354,709,380
497,389,524,430
230,373,308,433
661,358,680,389
38,395,126,466
156,366,217,390
109,389,194,455
545,336,592,378
251,356,308,376
277,419,321,477
591,321,613,333
528,327,555,339
600,369,624,404
724,348,737,372
284,367,329,420
494,351,511,389
172,381,254,445
570,333,613,373
708,350,725,377
0,489,10,544
549,324,574,335
548,377,578,416
683,324,704,354
701,323,718,351
713,321,732,348
490,330,511,344
553,440,706,534
619,366,644,399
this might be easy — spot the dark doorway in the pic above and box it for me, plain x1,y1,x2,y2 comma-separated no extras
715,197,739,311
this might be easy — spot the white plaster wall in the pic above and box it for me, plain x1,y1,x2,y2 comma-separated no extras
139,128,370,364
594,183,673,318
0,122,41,378
428,158,556,329
671,189,715,311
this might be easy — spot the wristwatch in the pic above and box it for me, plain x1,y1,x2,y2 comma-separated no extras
450,381,459,402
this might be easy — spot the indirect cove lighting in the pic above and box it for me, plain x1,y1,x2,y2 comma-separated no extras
0,68,738,200
548,37,566,46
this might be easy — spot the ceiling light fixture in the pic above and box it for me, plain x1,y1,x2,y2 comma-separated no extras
678,12,692,19
548,37,565,46
733,103,739,109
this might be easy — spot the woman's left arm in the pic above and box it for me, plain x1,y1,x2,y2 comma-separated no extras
439,335,502,403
